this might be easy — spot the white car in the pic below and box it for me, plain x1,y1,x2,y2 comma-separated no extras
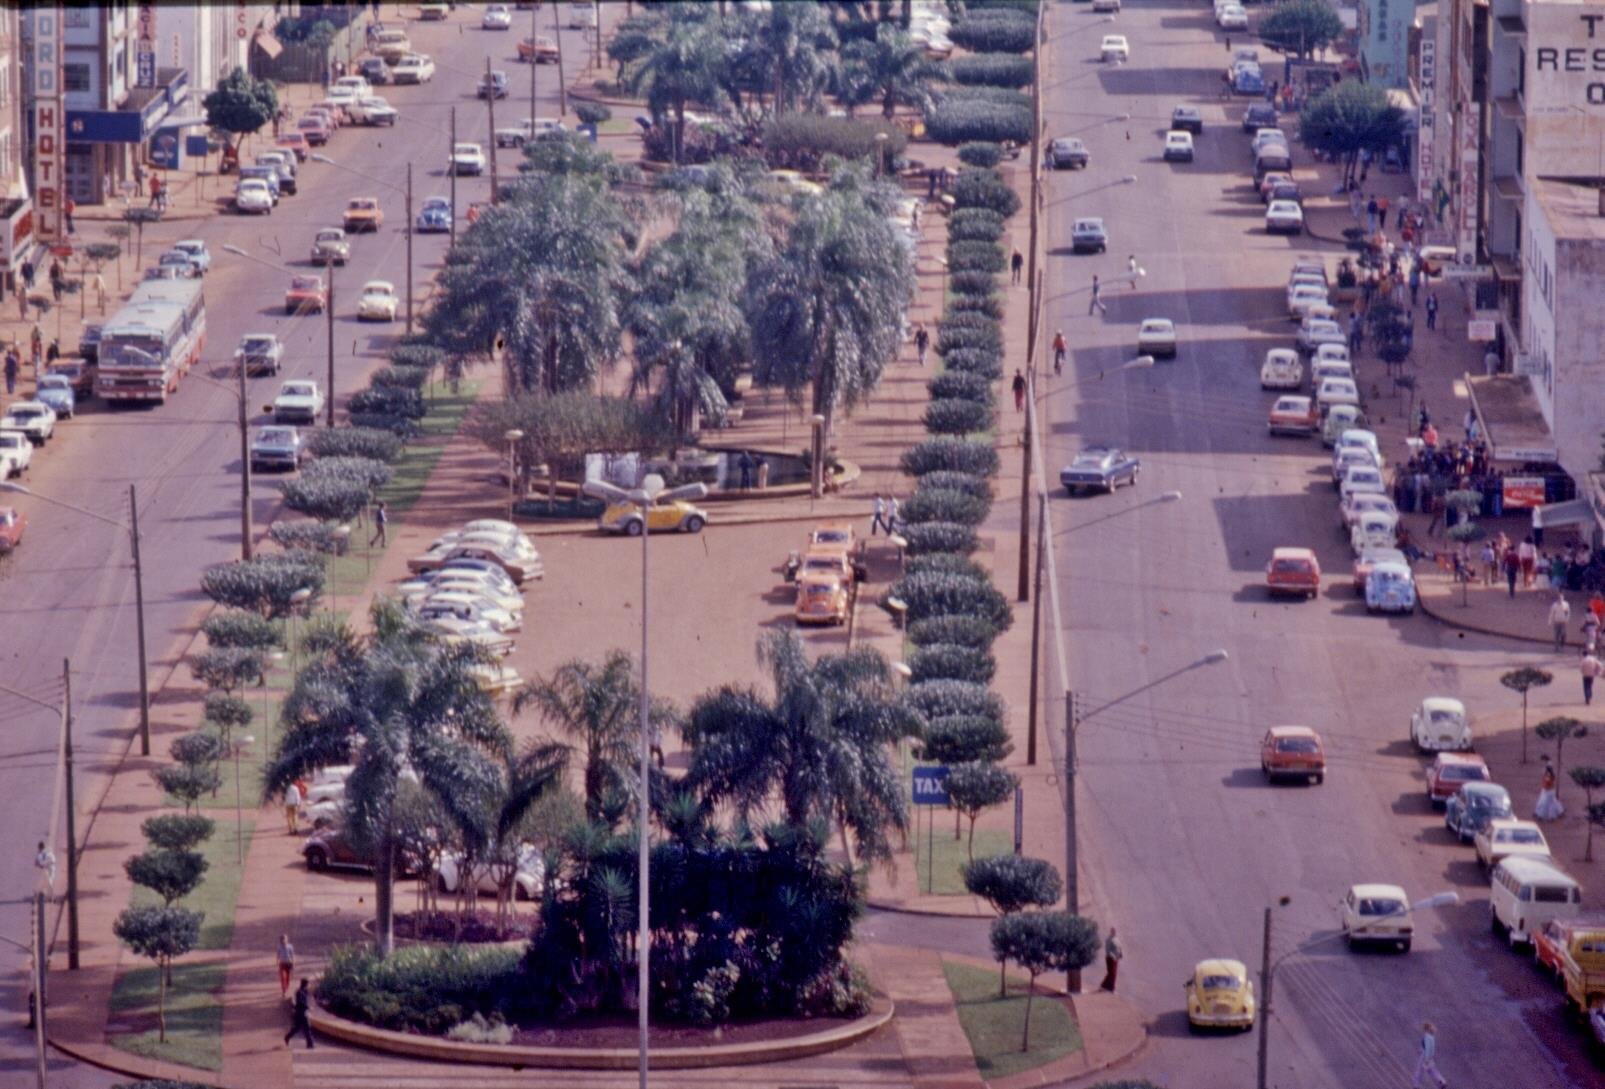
1163,131,1195,162
1266,200,1305,234
1338,465,1386,504
272,380,325,425
470,662,525,697
392,53,436,84
1316,376,1361,417
1297,317,1346,355
434,844,544,900
1313,341,1351,366
234,178,273,215
1290,255,1327,285
1335,428,1382,465
495,116,566,147
1217,4,1249,30
1092,0,1121,11
356,280,400,322
451,142,487,176
418,2,448,18
348,96,398,126
416,592,521,634
1136,318,1177,359
1260,349,1302,390
1,401,56,444
567,3,598,29
1100,34,1130,62
1287,282,1329,319
1411,697,1472,751
405,577,524,618
324,84,359,113
332,75,372,100
1331,444,1380,485
1350,511,1399,556
482,3,513,29
422,615,515,657
1310,358,1355,391
1339,883,1414,952
1251,128,1290,156
0,430,33,477
1338,492,1396,532
1474,819,1551,869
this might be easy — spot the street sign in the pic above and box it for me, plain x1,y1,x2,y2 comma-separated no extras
912,765,950,807
1441,264,1492,281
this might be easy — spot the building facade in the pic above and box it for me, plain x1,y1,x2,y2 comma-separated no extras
0,4,33,297
1361,0,1422,87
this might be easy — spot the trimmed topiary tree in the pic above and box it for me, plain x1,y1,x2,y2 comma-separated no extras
908,614,999,648
957,141,1006,168
915,470,992,499
949,293,1004,320
901,487,991,526
305,426,404,463
201,610,282,650
946,240,1006,273
891,570,1013,628
907,553,990,582
949,269,1000,294
900,521,982,557
948,54,1035,88
909,643,997,685
951,169,1022,217
923,397,995,436
141,814,216,852
908,679,1006,725
950,14,1035,54
946,761,1019,860
928,370,995,405
902,437,1001,478
922,713,1013,763
941,347,1004,380
926,100,1032,146
989,912,1101,1049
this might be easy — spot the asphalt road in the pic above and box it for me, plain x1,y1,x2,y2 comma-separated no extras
0,7,598,1080
1038,4,1597,1087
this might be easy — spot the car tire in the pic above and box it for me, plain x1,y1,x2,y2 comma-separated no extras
1399,939,1411,954
624,519,643,537
305,847,329,872
1312,772,1324,785
683,515,705,533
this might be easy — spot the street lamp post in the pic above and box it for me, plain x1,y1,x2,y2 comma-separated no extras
180,363,254,560
485,57,500,206
504,429,525,519
311,154,415,335
551,0,568,117
580,472,710,1089
223,244,336,428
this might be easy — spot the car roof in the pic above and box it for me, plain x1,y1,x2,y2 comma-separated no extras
1370,561,1411,576
1266,347,1298,359
1494,856,1576,882
1075,217,1105,228
1141,317,1173,328
1194,958,1246,978
1486,818,1541,833
1432,751,1487,766
1421,696,1465,713
1267,725,1319,739
1349,883,1408,899
797,572,844,589
1462,781,1509,798
1273,396,1311,409
1272,547,1316,561
1358,547,1405,563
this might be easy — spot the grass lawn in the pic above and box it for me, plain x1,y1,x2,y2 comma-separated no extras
912,823,1011,896
109,960,227,1071
942,959,1082,1081
381,379,478,518
128,822,255,951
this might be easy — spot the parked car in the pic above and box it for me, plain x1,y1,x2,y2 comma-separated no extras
1446,781,1513,842
1060,446,1140,493
434,845,545,901
254,152,297,194
392,53,436,84
416,592,521,635
1260,725,1325,784
1136,318,1177,358
1425,752,1489,806
1,401,56,445
0,506,27,555
49,359,94,397
1339,883,1413,952
295,115,330,146
1163,131,1195,162
249,425,305,472
1047,137,1090,170
34,375,75,419
349,96,398,126
0,431,33,477
795,573,850,626
1266,547,1320,598
1287,282,1329,319
598,498,708,536
1242,103,1278,133
1266,200,1305,234
76,327,102,366
272,380,325,424
1217,4,1248,30
1267,395,1318,436
357,57,390,85
303,827,424,876
1184,959,1254,1031
276,132,311,161
1171,105,1203,134
170,239,212,273
285,274,327,314
1411,696,1472,752
1364,561,1416,614
1353,547,1406,595
1349,510,1398,555
310,227,351,266
1474,819,1551,869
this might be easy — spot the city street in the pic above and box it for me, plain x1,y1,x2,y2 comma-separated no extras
0,11,597,1082
1038,4,1596,1087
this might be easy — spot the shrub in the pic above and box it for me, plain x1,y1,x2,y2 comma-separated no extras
304,426,403,463
946,240,1006,274
950,13,1035,55
369,365,430,390
200,555,324,619
949,207,1006,240
920,713,1013,763
907,553,990,583
141,814,216,852
908,614,999,649
902,437,1000,478
928,370,993,405
303,456,393,490
948,53,1035,88
347,413,422,437
170,731,228,769
900,521,981,557
923,397,994,436
317,942,522,1035
203,693,254,738
280,475,372,524
949,292,1004,320
891,569,1013,629
937,322,1001,356
269,520,344,554
962,854,1062,914
941,86,1034,111
942,346,1003,380
916,470,992,499
911,644,996,685
925,99,1032,146
153,764,223,813
904,487,991,528
957,141,1005,168
189,647,266,693
202,609,282,650
938,309,1000,333
949,271,1000,296
574,101,613,126
446,1012,515,1044
948,218,1004,246
389,343,445,374
952,169,1022,217
907,679,1007,724
348,385,426,420
762,114,908,172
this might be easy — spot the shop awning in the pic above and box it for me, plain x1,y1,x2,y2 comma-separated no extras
1532,498,1591,529
1466,372,1557,463
253,30,284,59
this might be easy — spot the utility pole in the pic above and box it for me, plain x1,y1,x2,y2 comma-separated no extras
326,263,336,428
449,107,458,248
530,1,539,134
64,657,79,970
404,162,414,335
1025,491,1045,765
33,889,45,1089
486,56,500,205
1064,689,1080,992
553,0,568,117
1257,906,1274,1089
1018,0,1046,603
237,356,252,560
129,484,150,757
1017,379,1033,602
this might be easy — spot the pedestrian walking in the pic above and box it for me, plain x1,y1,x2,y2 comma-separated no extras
64,197,75,235
914,322,929,366
48,260,63,303
29,326,42,375
1366,196,1378,234
1481,539,1498,586
369,500,388,547
1127,254,1140,286
1011,249,1024,285
1549,593,1572,652
1519,535,1538,588
148,174,163,210
870,494,888,536
1581,651,1601,705
737,450,753,489
1411,1022,1447,1089
887,496,902,536
927,167,939,199
1052,329,1067,375
1377,196,1390,230
4,350,17,397
1536,757,1565,820
1484,344,1500,376
1425,291,1439,330
1347,312,1361,354
284,979,315,1049
1584,613,1601,655
1012,369,1026,413
34,841,56,887
283,781,301,834
1089,275,1106,315
1504,546,1520,597
277,935,296,999
1099,928,1123,992
1589,590,1604,628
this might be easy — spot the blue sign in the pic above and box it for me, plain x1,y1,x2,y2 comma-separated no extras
912,766,951,807
150,124,184,170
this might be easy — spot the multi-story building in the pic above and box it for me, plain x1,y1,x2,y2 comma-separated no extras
0,3,33,300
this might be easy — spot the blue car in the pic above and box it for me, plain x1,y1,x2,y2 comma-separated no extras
35,374,75,419
1445,781,1513,842
1364,561,1416,614
416,197,452,233
171,239,212,274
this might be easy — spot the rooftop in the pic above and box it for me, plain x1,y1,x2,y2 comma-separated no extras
1531,177,1605,243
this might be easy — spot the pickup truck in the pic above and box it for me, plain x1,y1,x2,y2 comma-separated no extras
1534,915,1605,1015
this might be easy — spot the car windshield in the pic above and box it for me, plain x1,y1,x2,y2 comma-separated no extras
1199,975,1239,990
1443,764,1487,781
257,428,294,444
1358,898,1405,916
40,377,68,390
814,529,849,544
1275,737,1318,754
10,407,42,419
1468,791,1510,812
1349,470,1381,484
242,337,274,352
1500,828,1545,844
317,230,343,241
455,144,480,156
1272,559,1310,574
291,276,321,291
802,583,836,598
283,384,314,397
1430,709,1462,724
349,200,376,211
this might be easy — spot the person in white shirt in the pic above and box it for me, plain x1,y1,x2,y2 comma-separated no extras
284,782,302,835
1411,1021,1447,1088
1549,593,1572,652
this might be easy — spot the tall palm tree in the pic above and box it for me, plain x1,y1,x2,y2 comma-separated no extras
262,604,510,956
478,741,568,927
744,169,915,448
752,2,839,115
841,24,933,119
626,19,731,164
683,629,923,867
515,650,677,827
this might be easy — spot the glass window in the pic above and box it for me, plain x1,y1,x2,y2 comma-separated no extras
63,63,90,92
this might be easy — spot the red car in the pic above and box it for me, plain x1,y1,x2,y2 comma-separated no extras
1260,726,1326,784
1425,752,1489,808
295,115,330,146
1266,547,1320,598
0,506,26,554
276,132,310,162
284,274,327,315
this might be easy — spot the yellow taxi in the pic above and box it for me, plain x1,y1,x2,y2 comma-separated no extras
795,572,849,626
343,196,383,233
798,548,856,587
598,498,709,537
1184,958,1255,1031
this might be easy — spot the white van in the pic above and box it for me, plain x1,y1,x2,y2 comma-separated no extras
1490,856,1581,947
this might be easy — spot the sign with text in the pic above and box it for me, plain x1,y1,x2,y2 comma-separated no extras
1504,477,1546,509
1525,6,1605,113
136,0,157,88
1417,38,1436,202
912,766,951,807
31,6,62,247
1467,319,1498,340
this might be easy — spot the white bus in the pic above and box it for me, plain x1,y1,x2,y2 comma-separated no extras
96,279,206,403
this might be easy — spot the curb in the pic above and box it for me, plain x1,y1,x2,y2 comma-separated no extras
306,995,894,1070
865,896,994,920
1415,581,1556,648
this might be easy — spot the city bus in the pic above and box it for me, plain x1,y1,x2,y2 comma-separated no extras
96,279,206,403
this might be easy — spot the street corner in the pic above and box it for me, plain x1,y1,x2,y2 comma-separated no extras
1415,569,1577,648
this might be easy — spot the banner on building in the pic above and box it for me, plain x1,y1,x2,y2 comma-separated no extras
1417,38,1436,202
1503,477,1547,509
136,0,158,87
31,6,62,246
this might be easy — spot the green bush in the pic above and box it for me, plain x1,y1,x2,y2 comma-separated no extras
937,328,1002,360
941,346,1004,380
925,100,1032,146
909,643,997,685
949,292,1004,320
317,942,522,1034
575,101,613,126
203,692,253,735
941,86,1034,111
347,413,422,437
202,609,282,650
919,713,1013,763
189,646,266,693
762,114,908,172
907,613,999,649
948,53,1035,88
280,475,373,525
949,207,1006,240
200,555,324,619
140,814,216,852
938,309,1001,333
302,455,393,491
916,470,992,499
900,521,981,557
305,426,403,463
923,397,995,436
369,365,430,390
268,520,345,554
946,240,1006,274
388,343,444,373
952,169,1022,217
957,141,1006,168
907,679,1007,724
949,272,1000,298
902,437,1000,478
891,569,1013,629
170,731,228,769
904,486,992,527
907,552,989,582
928,370,993,405
348,386,426,420
950,14,1035,54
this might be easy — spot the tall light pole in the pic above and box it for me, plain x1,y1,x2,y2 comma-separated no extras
504,429,524,520
552,0,568,117
222,244,336,428
311,154,415,335
580,472,710,1089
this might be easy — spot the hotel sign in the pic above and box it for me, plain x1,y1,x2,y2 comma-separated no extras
31,6,63,246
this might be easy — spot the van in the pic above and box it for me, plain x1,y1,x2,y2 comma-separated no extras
1254,147,1293,179
375,29,411,63
1490,856,1581,947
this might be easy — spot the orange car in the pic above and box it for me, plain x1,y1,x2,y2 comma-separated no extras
798,548,856,587
1260,726,1325,784
285,274,327,315
343,197,383,233
276,132,310,161
0,506,26,554
810,521,856,553
795,572,849,626
1266,547,1320,598
1267,395,1319,436
518,36,560,63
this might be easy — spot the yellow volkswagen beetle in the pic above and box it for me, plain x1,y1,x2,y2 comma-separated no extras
598,498,708,537
1184,958,1256,1031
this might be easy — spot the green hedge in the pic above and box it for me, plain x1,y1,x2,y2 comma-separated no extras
949,208,1006,241
348,386,426,420
902,486,991,526
907,679,1007,725
957,141,1006,168
948,54,1035,88
949,271,1000,296
939,309,1000,333
910,644,997,685
370,365,431,390
900,521,981,557
918,713,1013,763
907,613,999,649
201,610,283,650
906,553,990,583
949,292,1004,320
317,943,521,1035
762,114,909,171
902,437,1000,478
926,100,1032,146
946,240,1006,274
937,323,1002,356
916,470,992,499
923,397,994,436
268,520,344,554
348,413,422,437
941,86,1033,112
388,343,444,372
891,569,1013,629
952,169,1021,217
950,14,1035,55
302,455,392,490
928,370,993,405
941,346,1003,380
305,426,404,463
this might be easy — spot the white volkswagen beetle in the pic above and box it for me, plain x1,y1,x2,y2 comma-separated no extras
1260,348,1303,390
356,280,399,322
1411,697,1473,752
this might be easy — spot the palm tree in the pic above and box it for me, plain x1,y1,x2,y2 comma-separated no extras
745,169,915,448
478,741,568,927
683,629,923,867
841,24,933,119
751,1,839,115
626,19,731,164
262,604,510,956
515,650,676,827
